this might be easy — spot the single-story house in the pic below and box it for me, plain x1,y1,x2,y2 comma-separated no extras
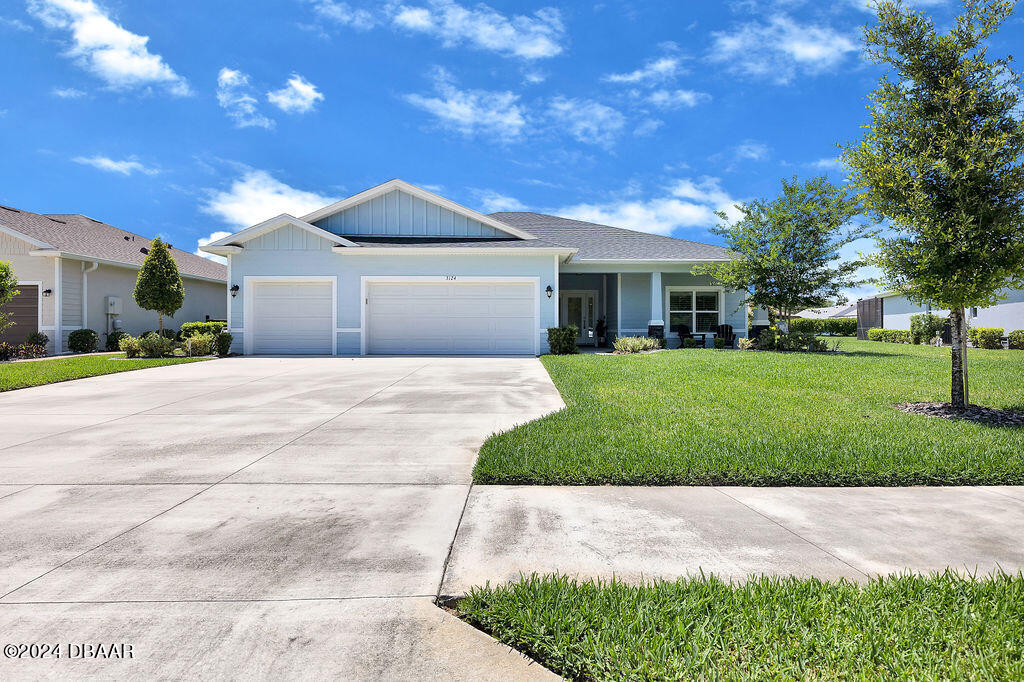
794,302,857,320
856,289,1024,340
200,179,750,356
0,204,226,353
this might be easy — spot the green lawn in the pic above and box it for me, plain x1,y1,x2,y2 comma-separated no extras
474,339,1024,486
458,572,1024,681
0,354,211,391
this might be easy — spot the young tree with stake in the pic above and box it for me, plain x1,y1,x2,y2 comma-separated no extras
133,237,185,335
843,0,1024,409
696,175,872,326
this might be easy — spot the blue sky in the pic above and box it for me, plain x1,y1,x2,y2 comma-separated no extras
2,0,1021,297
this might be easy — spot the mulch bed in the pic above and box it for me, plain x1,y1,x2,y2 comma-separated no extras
896,401,1024,427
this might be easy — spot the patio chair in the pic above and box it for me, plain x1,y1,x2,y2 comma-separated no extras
715,324,736,348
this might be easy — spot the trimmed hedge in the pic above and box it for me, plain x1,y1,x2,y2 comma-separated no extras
968,327,1004,350
867,328,912,344
613,336,662,353
179,321,225,339
215,331,233,357
547,326,579,355
106,330,129,351
67,328,99,353
1010,330,1024,350
910,312,947,344
789,317,857,336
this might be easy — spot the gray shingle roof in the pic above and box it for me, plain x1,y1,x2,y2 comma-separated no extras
0,204,226,281
489,212,732,260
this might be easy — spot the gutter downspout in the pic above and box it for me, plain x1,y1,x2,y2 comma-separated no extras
54,258,62,353
82,261,99,334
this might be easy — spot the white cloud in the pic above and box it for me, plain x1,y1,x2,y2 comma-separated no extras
475,190,526,213
307,0,376,29
27,0,190,95
633,118,663,136
390,1,565,60
646,88,711,110
267,74,324,114
217,68,274,129
810,157,848,173
604,56,684,84
848,0,947,11
73,155,159,176
194,230,232,263
555,177,741,236
734,140,771,161
51,86,86,98
404,67,526,142
201,169,339,228
1,16,33,31
548,97,625,147
708,15,857,84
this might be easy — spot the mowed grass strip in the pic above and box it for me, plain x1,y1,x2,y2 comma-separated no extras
473,340,1024,486
0,354,210,391
458,572,1024,681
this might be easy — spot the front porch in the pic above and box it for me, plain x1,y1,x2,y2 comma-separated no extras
557,270,750,349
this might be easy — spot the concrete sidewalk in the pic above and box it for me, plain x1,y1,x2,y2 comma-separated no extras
442,485,1024,595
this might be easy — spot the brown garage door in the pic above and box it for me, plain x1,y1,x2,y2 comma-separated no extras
0,284,39,345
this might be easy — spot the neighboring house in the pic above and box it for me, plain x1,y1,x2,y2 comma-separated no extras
856,289,1024,340
200,179,747,356
0,204,226,353
795,303,857,320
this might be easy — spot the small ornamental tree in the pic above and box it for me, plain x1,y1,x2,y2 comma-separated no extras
0,261,19,336
133,237,185,335
696,176,873,325
842,0,1024,409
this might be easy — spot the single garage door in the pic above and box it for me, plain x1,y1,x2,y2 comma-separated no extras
251,281,333,354
367,281,536,355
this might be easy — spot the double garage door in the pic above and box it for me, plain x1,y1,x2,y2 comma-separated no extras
249,279,536,355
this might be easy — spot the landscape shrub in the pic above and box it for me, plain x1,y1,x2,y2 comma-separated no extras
681,338,699,349
1009,330,1024,350
143,328,176,340
118,334,141,358
17,343,47,359
67,328,99,353
215,331,233,357
184,333,214,356
547,326,579,355
714,336,728,349
968,327,1004,350
138,332,175,358
613,336,662,354
25,331,48,347
867,328,912,344
737,337,755,350
910,313,948,344
0,341,16,362
106,330,129,351
179,321,225,339
789,318,818,334
758,327,780,350
821,318,857,336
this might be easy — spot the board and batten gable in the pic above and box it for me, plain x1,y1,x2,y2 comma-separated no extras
312,189,506,238
225,221,560,354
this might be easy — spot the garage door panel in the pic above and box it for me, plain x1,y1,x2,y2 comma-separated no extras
367,281,535,355
252,281,333,355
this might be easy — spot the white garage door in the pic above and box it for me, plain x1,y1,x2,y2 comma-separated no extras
367,281,536,355
251,281,333,355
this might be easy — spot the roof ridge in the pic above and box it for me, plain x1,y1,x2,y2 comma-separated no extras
490,211,725,248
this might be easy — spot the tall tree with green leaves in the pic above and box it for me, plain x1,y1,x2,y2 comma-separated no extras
842,0,1024,409
696,175,872,324
133,237,185,335
0,261,19,335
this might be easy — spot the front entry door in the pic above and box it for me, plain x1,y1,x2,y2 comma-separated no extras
560,291,597,345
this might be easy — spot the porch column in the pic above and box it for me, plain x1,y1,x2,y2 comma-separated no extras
648,271,664,339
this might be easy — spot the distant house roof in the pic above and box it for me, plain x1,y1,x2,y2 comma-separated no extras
0,204,226,281
796,303,858,319
490,212,733,261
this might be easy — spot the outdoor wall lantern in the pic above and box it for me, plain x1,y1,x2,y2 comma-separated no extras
230,284,239,298
545,285,553,298
42,288,52,297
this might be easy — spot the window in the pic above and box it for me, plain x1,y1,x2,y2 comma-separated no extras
668,289,720,333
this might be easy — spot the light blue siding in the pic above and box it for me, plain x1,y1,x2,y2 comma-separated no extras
312,189,504,238
245,224,336,251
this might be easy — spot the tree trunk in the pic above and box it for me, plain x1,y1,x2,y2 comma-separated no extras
158,312,164,335
949,307,966,409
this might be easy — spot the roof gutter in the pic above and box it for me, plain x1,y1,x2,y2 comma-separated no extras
331,246,578,259
29,250,226,283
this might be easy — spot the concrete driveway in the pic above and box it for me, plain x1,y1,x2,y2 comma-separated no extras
0,357,563,680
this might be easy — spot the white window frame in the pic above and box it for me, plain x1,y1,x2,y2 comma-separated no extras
360,275,541,356
664,286,723,335
243,276,338,356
